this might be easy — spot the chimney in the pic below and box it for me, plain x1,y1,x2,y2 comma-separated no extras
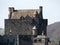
9,7,14,13
39,6,43,19
40,6,42,11
8,7,14,19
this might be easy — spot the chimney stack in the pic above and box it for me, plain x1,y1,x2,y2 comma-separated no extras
39,6,43,19
9,7,14,13
8,7,14,19
40,6,42,11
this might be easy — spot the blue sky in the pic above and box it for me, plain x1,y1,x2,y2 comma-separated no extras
0,0,60,28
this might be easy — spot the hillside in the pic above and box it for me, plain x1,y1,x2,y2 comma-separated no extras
47,22,60,41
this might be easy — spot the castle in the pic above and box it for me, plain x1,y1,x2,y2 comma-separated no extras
5,6,47,35
5,6,48,45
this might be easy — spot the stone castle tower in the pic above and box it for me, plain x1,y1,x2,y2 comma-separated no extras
5,6,48,45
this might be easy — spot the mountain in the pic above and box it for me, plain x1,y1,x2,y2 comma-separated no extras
0,28,4,35
47,22,60,41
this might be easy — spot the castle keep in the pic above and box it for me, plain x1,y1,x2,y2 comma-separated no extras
5,6,47,35
5,6,48,45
